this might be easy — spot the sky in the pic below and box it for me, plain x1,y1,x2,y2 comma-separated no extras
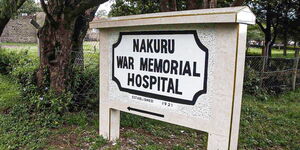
98,0,114,14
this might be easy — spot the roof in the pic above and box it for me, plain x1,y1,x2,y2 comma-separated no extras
90,6,256,29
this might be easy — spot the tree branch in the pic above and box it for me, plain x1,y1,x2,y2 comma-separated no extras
40,0,57,25
256,20,266,33
70,0,108,18
16,0,27,9
231,0,245,7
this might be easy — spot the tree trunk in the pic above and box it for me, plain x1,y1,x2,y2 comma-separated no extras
209,0,217,8
36,3,98,93
0,18,10,36
232,0,245,6
283,0,288,56
169,0,177,11
283,31,288,56
203,0,217,9
160,0,177,12
187,0,199,10
160,0,169,12
0,0,26,36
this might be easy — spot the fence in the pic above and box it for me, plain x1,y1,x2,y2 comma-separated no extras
70,41,100,108
244,55,300,93
1,40,299,100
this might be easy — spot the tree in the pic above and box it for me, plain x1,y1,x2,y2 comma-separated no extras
0,0,27,36
18,0,42,15
109,0,161,16
110,0,246,17
246,0,284,57
36,0,108,93
203,0,217,8
160,0,177,11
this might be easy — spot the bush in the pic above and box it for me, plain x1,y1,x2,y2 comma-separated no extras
243,66,269,100
0,49,99,113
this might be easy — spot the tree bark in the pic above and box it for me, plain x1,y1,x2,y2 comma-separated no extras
0,18,10,36
283,30,288,56
187,0,199,10
0,0,26,36
160,0,169,12
36,0,106,93
203,0,217,9
160,0,177,12
232,0,245,6
169,0,177,11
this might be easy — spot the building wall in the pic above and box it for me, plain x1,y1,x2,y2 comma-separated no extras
0,14,99,43
0,16,37,43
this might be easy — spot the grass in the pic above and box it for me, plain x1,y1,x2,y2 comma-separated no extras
0,43,299,149
0,42,100,65
247,47,298,58
239,91,300,149
0,72,299,149
0,74,21,112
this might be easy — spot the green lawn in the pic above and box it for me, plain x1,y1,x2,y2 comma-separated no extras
0,72,299,149
247,47,298,58
0,74,21,112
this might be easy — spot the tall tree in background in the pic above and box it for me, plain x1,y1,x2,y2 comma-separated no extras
109,0,161,16
203,0,217,8
0,0,27,36
18,0,42,15
160,0,177,11
36,0,107,93
247,0,284,57
110,0,246,16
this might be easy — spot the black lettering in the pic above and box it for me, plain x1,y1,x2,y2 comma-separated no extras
140,39,146,52
116,56,124,68
142,75,149,88
127,73,134,86
129,57,134,69
149,76,157,90
161,39,167,53
161,77,168,92
175,79,182,95
154,39,160,53
147,39,154,53
183,62,192,76
168,39,175,54
149,58,154,72
157,77,161,91
133,39,139,52
170,60,178,74
136,74,142,87
140,58,148,71
163,60,170,73
193,62,201,77
167,78,175,93
153,59,163,73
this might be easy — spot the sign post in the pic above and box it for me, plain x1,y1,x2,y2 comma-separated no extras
91,6,255,150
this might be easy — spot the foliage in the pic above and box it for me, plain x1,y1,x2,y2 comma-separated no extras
247,24,264,41
109,0,161,16
243,65,269,100
0,0,25,18
18,0,42,15
239,92,300,149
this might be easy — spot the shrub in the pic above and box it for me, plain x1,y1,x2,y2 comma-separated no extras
0,49,99,113
243,65,269,100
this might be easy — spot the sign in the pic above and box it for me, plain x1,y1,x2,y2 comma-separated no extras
92,6,256,150
112,31,208,105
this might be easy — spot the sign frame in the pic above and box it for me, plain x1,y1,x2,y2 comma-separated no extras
92,6,256,150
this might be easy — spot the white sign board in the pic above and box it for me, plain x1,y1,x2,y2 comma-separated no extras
92,6,256,150
113,31,208,105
